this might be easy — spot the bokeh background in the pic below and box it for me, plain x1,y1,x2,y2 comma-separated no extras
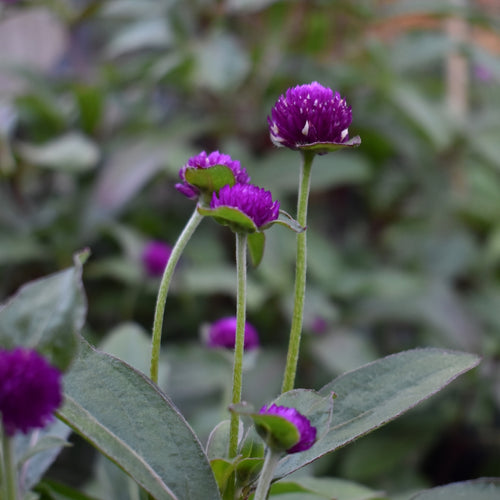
1,0,500,498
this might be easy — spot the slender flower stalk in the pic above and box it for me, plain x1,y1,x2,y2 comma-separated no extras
228,232,248,458
268,82,360,392
252,448,281,500
1,431,17,500
281,150,314,392
149,207,203,383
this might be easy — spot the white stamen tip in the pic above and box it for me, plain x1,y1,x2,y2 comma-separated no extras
341,128,348,140
301,121,310,136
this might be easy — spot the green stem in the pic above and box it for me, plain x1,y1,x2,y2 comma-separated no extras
150,207,204,383
253,448,282,500
1,430,18,500
228,232,248,459
281,151,315,393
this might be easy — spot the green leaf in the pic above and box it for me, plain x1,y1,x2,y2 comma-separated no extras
410,478,500,500
17,436,71,467
253,414,300,452
35,479,100,500
270,477,386,500
57,339,221,500
14,420,72,491
275,349,480,479
198,205,257,233
298,136,362,154
185,164,236,195
248,232,265,267
266,210,305,233
210,459,234,493
0,253,87,371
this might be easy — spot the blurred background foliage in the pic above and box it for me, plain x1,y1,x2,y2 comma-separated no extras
1,0,500,498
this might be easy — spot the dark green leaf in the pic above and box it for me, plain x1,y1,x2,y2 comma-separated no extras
198,205,257,233
248,232,265,267
185,164,236,194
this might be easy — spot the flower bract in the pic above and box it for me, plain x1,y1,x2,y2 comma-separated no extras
206,316,259,350
259,404,317,453
142,240,172,277
175,150,250,200
209,183,280,232
268,81,361,154
0,347,62,436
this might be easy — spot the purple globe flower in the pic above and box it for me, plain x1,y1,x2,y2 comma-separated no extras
268,82,360,153
206,316,259,350
142,240,172,277
176,151,250,199
210,183,280,229
259,404,317,453
0,348,62,436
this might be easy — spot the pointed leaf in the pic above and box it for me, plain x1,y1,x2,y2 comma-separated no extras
0,252,87,371
275,349,480,479
198,205,257,233
57,339,220,500
270,477,385,500
298,136,362,154
185,164,236,194
266,210,305,233
410,478,500,500
248,232,265,267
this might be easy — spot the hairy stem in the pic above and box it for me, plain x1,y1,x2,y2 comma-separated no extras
150,207,203,383
253,448,282,500
228,232,248,458
281,151,315,393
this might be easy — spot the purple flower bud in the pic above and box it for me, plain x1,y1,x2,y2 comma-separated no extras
206,316,259,350
259,404,317,453
0,348,62,436
142,240,172,277
210,184,280,229
268,82,357,152
176,151,250,199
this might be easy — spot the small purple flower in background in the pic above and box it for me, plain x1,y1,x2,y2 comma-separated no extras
176,150,250,199
268,81,360,153
259,404,317,453
473,65,494,83
310,316,328,335
210,183,280,229
142,240,172,277
206,316,259,350
0,348,62,436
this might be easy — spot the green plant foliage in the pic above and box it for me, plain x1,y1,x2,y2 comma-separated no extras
276,349,480,479
57,339,221,500
409,478,500,500
0,253,87,371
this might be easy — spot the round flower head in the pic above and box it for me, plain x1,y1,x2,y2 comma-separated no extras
142,240,172,277
268,82,360,153
259,404,317,453
0,348,62,436
206,316,259,350
176,151,250,199
210,183,280,230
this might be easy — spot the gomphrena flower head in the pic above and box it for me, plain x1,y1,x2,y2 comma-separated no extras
206,316,259,350
259,404,317,453
268,82,360,154
0,347,62,436
176,151,250,200
210,183,280,231
142,240,172,277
